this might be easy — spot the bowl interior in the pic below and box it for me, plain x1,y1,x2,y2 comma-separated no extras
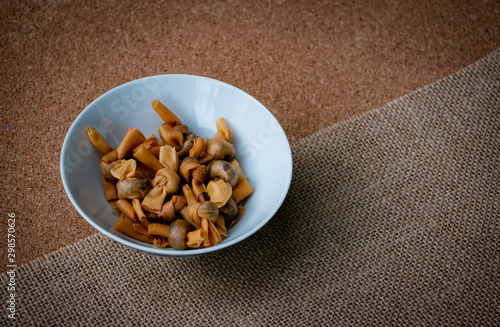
61,75,292,256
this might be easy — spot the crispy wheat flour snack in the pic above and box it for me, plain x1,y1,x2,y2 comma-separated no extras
86,100,253,249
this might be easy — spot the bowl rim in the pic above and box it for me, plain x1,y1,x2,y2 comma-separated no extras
60,74,293,256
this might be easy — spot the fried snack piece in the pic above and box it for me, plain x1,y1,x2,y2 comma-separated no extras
207,179,232,208
215,118,232,142
133,145,164,172
179,157,208,201
116,127,146,159
147,223,171,238
206,132,235,160
189,138,206,159
158,195,186,223
86,127,113,154
151,99,182,127
113,215,154,243
159,145,179,172
186,229,205,248
231,179,254,204
111,159,137,180
141,167,181,214
159,124,184,151
102,177,117,201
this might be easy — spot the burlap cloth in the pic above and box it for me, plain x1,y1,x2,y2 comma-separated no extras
2,48,498,326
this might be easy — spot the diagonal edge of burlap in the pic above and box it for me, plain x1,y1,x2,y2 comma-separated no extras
2,48,499,326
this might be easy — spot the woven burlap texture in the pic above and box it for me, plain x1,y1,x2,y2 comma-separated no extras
3,49,499,326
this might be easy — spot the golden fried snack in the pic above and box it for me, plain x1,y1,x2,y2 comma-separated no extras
136,162,157,181
116,127,146,159
206,132,235,160
100,150,119,180
186,229,205,248
151,99,182,127
132,223,150,237
88,99,253,249
148,146,161,158
159,124,184,151
147,223,171,238
202,217,221,247
133,145,164,172
153,237,169,248
114,199,137,222
141,167,181,214
158,195,186,223
131,198,147,223
138,134,160,150
207,180,232,208
113,215,154,243
179,157,208,201
159,145,179,172
86,127,113,154
215,215,227,238
189,137,205,159
231,179,254,204
229,158,248,185
173,124,188,134
215,118,232,142
102,177,117,201
110,159,137,180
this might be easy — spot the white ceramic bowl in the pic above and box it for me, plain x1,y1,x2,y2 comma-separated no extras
60,75,293,256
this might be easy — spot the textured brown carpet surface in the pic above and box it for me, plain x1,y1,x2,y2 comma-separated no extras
2,48,498,326
1,0,500,270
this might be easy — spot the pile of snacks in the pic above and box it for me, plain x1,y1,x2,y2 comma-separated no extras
86,99,253,249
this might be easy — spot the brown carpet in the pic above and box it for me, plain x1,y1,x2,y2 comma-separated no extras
2,46,499,326
1,1,500,275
